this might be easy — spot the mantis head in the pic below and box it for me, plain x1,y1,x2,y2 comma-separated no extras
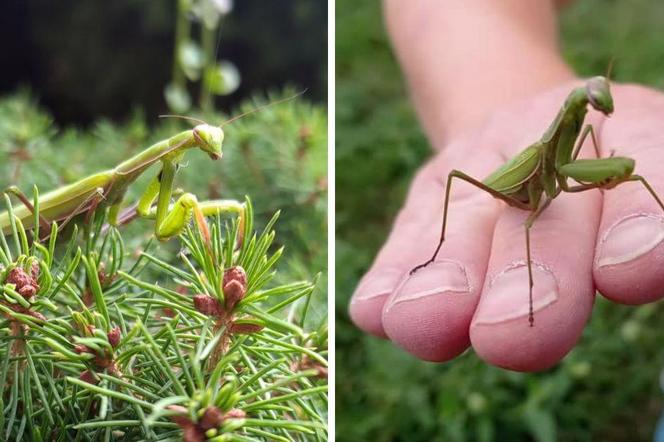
586,76,614,116
193,124,224,160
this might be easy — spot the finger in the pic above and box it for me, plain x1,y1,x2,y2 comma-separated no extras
469,188,601,371
593,85,664,304
349,137,503,341
370,141,503,359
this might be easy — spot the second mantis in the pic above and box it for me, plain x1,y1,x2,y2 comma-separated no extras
411,76,664,326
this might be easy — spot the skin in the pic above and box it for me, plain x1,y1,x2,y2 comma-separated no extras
0,124,244,240
349,0,664,371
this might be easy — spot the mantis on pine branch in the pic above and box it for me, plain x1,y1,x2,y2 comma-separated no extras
0,93,303,241
411,76,664,326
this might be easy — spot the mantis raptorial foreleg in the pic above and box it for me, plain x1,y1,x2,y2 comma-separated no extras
120,155,241,240
125,155,242,240
560,158,664,210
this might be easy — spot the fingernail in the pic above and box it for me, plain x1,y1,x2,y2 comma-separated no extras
385,260,469,312
474,263,558,325
351,268,404,303
597,214,664,267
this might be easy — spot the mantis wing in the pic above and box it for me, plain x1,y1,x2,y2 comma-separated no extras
482,144,542,193
1,172,113,233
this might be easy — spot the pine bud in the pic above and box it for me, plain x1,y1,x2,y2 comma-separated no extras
18,284,37,299
98,262,109,287
85,324,96,336
182,426,205,442
193,294,224,316
74,344,91,354
79,370,98,385
222,266,247,309
199,406,225,430
30,261,40,280
107,326,121,348
6,267,39,298
7,267,30,287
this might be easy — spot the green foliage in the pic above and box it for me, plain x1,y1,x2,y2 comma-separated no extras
0,88,327,439
336,1,664,441
0,196,327,440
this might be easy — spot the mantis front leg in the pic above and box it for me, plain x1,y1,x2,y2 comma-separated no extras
523,197,553,327
137,159,244,241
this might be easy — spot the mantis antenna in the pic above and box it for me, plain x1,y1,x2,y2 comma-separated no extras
158,114,208,125
606,57,615,81
220,89,308,127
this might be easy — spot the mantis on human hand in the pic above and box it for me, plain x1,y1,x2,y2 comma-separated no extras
411,76,664,326
0,94,302,242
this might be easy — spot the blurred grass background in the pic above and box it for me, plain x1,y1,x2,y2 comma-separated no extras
336,1,664,441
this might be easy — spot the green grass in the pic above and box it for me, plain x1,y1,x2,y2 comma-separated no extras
336,1,664,441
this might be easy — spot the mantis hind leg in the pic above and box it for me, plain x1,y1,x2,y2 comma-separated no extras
4,185,50,231
410,169,531,275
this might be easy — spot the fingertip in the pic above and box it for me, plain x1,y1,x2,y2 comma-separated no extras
593,85,664,303
593,187,664,303
594,228,664,304
349,268,406,338
381,260,475,361
592,175,664,304
469,192,598,372
349,295,389,338
469,263,594,371
470,316,582,372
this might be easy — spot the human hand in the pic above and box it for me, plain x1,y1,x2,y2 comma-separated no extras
349,81,664,371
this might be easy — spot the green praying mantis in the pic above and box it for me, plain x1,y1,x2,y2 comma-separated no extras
0,94,301,242
411,76,664,326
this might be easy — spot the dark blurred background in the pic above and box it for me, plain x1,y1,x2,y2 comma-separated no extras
0,0,327,125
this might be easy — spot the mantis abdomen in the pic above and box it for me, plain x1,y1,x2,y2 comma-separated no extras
0,171,115,233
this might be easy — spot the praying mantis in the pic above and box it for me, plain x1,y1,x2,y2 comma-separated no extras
411,76,664,326
0,94,301,241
